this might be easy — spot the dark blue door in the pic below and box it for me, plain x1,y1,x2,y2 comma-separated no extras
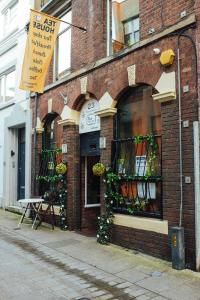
18,128,25,200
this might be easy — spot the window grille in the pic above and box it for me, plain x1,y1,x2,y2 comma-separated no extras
110,135,162,218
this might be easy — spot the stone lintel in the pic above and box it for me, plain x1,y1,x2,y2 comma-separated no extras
58,119,76,126
152,91,176,103
95,108,117,118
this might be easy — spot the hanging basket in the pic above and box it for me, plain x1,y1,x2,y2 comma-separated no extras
56,163,67,175
48,161,55,170
92,163,106,176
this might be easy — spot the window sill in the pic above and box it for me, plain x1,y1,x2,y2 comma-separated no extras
113,214,168,235
0,100,15,110
0,28,18,43
84,204,101,208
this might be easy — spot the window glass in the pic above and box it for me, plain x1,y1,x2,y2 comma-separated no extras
58,28,71,75
112,0,139,53
124,17,139,45
55,10,72,79
112,86,162,218
85,156,100,206
59,10,71,32
5,70,16,102
0,70,16,103
43,114,62,150
116,86,161,138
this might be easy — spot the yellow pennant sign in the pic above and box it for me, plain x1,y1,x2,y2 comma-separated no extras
20,10,60,93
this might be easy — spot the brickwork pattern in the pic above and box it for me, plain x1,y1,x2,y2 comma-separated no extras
30,0,199,269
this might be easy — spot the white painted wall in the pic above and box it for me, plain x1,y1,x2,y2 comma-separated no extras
0,0,35,207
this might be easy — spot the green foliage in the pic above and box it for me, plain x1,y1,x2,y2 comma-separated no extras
36,148,67,230
97,214,114,245
97,135,162,245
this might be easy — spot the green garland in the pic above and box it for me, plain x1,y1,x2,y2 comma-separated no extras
97,169,114,245
97,134,162,245
57,174,68,231
36,148,68,230
36,175,60,183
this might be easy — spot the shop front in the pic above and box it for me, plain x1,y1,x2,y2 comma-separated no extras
79,99,101,234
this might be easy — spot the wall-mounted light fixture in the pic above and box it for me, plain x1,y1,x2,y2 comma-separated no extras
11,150,15,157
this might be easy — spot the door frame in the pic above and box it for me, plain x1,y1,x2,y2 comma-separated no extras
17,127,26,200
84,156,101,208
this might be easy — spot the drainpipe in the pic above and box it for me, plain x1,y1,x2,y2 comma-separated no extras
106,0,111,56
177,46,183,227
177,32,199,270
170,29,199,269
33,92,38,194
193,121,200,271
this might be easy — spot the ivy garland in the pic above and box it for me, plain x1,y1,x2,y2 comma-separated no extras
36,148,68,230
57,174,68,231
97,169,114,245
97,135,162,245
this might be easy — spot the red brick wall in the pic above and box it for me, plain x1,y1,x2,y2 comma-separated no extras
71,0,107,71
140,0,195,39
62,124,80,230
30,0,199,269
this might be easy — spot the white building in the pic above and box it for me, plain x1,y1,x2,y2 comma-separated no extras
0,0,35,209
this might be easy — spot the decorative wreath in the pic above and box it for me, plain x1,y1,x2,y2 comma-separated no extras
56,163,67,175
92,163,106,176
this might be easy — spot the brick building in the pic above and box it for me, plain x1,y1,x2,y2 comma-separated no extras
31,0,200,270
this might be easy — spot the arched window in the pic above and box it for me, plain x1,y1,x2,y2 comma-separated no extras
42,113,62,150
115,85,161,138
39,113,62,196
112,85,162,218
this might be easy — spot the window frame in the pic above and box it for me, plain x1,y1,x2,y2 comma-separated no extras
54,7,72,81
111,86,163,219
123,15,140,47
0,67,16,104
2,0,18,38
84,157,101,208
109,0,140,55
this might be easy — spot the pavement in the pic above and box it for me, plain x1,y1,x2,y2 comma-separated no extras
0,210,200,300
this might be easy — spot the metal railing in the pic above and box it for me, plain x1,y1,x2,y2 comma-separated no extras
110,135,162,218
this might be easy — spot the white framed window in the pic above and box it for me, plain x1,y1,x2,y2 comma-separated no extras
54,9,72,80
111,0,139,54
3,1,18,37
123,17,139,46
84,157,101,208
0,69,16,103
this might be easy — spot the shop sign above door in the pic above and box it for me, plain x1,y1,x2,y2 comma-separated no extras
79,99,101,134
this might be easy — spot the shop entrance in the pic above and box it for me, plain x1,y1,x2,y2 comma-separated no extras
79,99,101,234
80,131,101,234
84,156,100,207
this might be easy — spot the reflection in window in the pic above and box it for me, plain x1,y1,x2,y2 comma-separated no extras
112,86,162,218
0,69,16,103
55,10,71,79
43,113,62,150
124,17,139,46
116,86,161,138
112,0,139,53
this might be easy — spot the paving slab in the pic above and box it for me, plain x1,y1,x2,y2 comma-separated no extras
0,209,200,300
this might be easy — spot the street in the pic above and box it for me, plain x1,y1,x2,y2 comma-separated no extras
0,210,200,300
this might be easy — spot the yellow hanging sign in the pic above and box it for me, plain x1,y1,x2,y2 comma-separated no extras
19,10,60,93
